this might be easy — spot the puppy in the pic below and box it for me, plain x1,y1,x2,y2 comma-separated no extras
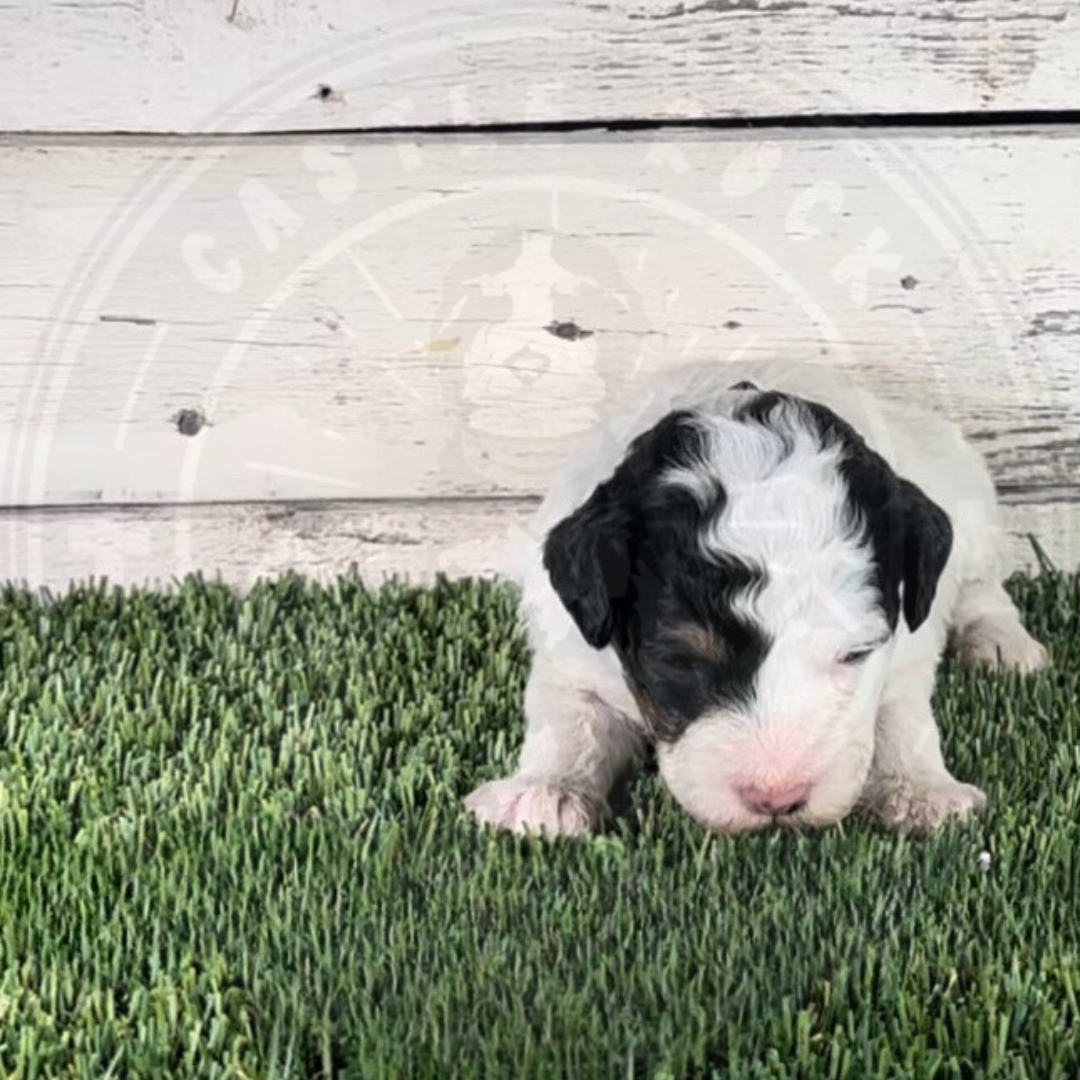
465,359,1048,836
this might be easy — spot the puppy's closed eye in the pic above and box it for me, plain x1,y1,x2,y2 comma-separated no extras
838,637,888,666
839,648,874,666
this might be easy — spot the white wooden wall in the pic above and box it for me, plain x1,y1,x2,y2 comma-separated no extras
1,1,1078,588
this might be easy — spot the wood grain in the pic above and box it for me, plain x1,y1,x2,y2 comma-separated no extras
2,130,1077,529
1,2,1079,133
0,498,530,592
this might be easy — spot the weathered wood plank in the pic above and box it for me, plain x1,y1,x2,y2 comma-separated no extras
0,498,1075,592
0,499,532,592
1,2,1079,133
2,130,1078,523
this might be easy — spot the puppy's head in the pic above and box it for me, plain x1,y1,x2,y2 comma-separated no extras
542,390,952,833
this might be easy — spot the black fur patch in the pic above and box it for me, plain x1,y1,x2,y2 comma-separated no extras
543,411,769,742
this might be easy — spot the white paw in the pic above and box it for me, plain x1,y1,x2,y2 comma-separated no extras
464,776,600,837
867,778,988,833
957,617,1049,674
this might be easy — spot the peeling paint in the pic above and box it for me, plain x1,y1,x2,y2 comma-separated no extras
870,302,927,314
916,7,1068,22
630,0,810,19
343,530,423,546
1027,310,1080,336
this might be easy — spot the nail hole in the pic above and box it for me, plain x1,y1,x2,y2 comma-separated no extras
172,408,207,437
545,319,594,342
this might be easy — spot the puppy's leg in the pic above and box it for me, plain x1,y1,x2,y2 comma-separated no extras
861,666,986,833
951,578,1048,673
464,662,644,837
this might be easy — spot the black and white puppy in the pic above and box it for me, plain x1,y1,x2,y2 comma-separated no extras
465,360,1048,836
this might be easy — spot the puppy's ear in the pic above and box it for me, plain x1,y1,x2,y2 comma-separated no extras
829,417,952,634
898,478,953,632
542,409,700,649
542,483,634,649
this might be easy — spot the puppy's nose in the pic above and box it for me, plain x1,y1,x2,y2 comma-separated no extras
739,781,810,817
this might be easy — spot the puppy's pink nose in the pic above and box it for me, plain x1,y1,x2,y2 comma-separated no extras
739,781,810,817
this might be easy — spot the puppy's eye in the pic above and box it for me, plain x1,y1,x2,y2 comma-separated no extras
839,647,875,666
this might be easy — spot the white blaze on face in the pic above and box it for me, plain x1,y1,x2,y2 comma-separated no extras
657,632,891,833
656,400,895,832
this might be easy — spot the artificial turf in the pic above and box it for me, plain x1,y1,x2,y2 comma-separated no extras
0,570,1077,1079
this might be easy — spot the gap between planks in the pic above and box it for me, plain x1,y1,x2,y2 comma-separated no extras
3,0,1080,132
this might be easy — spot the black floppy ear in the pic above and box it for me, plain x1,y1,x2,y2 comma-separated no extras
898,478,953,632
542,410,701,649
542,483,634,649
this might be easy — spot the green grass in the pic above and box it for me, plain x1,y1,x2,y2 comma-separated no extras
0,570,1078,1080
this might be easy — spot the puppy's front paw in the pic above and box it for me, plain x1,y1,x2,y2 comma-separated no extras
464,776,601,837
867,778,988,833
957,617,1049,673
